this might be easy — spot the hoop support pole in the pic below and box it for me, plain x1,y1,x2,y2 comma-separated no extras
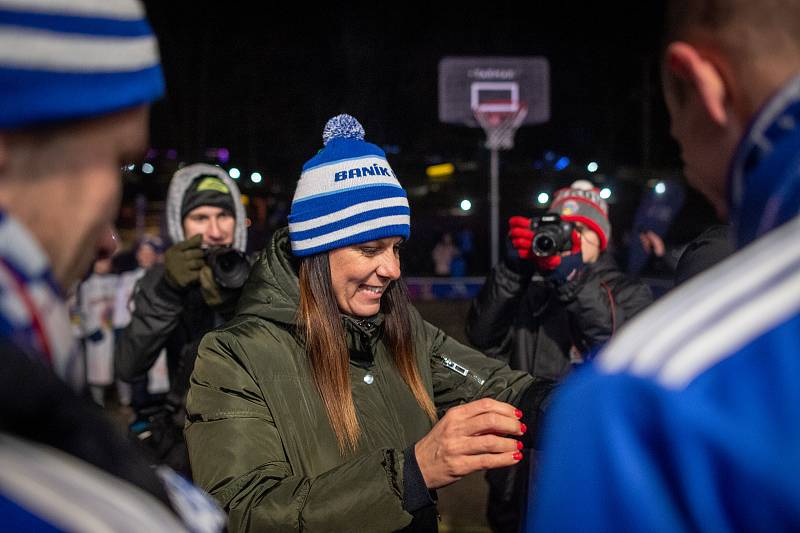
490,147,500,269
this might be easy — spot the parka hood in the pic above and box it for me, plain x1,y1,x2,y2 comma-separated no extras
236,228,385,351
236,227,300,325
165,163,247,252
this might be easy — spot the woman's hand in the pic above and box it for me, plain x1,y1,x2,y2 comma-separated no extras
414,398,525,489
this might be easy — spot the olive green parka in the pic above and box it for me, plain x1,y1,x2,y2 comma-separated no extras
185,228,537,532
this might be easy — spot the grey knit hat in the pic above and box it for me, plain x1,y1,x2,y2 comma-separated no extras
549,180,611,249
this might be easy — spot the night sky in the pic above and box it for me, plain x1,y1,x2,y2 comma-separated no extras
143,2,674,179
135,1,718,271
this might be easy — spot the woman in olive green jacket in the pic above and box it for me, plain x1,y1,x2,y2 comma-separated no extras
185,115,554,532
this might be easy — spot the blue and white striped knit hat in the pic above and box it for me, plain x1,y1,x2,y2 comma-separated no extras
0,0,164,130
288,114,410,256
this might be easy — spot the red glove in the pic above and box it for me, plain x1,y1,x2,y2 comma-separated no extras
508,216,535,260
507,216,582,271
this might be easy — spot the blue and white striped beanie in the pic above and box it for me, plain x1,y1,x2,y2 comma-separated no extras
0,0,164,130
288,114,410,256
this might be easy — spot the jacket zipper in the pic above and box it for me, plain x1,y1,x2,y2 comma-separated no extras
440,355,486,386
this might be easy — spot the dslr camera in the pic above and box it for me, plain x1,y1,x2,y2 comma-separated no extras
204,246,250,289
530,214,576,257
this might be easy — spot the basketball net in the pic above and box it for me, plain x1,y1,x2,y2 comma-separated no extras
473,101,528,151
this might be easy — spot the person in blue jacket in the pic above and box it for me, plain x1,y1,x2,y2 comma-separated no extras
528,1,800,530
0,2,223,530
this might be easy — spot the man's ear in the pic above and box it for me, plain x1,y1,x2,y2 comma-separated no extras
665,41,729,126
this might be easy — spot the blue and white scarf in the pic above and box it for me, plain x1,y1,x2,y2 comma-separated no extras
0,210,227,532
0,210,83,387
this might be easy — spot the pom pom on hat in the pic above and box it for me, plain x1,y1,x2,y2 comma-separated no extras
569,179,595,191
323,114,366,146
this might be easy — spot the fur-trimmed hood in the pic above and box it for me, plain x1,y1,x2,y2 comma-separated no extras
165,163,247,252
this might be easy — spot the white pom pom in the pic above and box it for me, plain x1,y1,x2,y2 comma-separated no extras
570,179,595,191
322,114,365,146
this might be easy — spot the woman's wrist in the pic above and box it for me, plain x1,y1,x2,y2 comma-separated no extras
402,445,436,513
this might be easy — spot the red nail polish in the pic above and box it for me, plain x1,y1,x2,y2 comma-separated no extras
514,409,523,419
513,451,523,461
520,422,527,434
517,440,523,450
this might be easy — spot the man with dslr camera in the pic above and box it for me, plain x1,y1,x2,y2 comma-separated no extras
467,179,651,532
116,163,249,475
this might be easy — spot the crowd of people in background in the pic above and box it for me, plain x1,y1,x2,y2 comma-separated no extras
69,236,167,408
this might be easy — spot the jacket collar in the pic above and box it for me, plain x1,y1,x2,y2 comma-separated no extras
728,74,800,247
342,313,384,364
238,228,389,362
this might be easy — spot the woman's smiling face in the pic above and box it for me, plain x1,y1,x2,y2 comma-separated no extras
328,236,403,317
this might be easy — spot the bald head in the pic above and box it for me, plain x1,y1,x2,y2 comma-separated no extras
666,0,800,113
667,0,800,41
660,0,800,217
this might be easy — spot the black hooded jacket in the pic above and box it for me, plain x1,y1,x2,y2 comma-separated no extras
467,253,653,380
115,165,248,401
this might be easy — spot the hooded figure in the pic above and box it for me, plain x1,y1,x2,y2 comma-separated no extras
116,163,249,476
0,2,224,530
467,179,652,532
166,163,247,252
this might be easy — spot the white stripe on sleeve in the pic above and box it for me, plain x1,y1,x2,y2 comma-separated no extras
658,268,800,388
598,215,800,384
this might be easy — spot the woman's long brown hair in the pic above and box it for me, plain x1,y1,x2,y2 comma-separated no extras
298,253,437,454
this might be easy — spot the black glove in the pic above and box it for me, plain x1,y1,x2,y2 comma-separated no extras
130,405,183,464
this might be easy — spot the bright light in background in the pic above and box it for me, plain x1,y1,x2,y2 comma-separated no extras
229,167,240,179
587,162,599,173
537,192,550,205
655,181,666,194
554,156,570,171
250,172,262,184
460,199,472,211
427,163,454,177
124,164,135,172
600,187,612,199
142,163,154,174
427,162,455,180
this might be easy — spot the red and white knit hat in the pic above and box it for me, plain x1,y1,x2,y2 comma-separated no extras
548,180,611,250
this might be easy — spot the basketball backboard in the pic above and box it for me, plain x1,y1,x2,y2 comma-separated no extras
438,56,550,127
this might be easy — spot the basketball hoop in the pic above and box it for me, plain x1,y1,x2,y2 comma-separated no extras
440,57,549,270
473,101,528,151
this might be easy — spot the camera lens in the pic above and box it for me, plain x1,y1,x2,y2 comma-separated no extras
534,235,555,253
206,247,250,289
217,252,236,272
529,214,575,257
